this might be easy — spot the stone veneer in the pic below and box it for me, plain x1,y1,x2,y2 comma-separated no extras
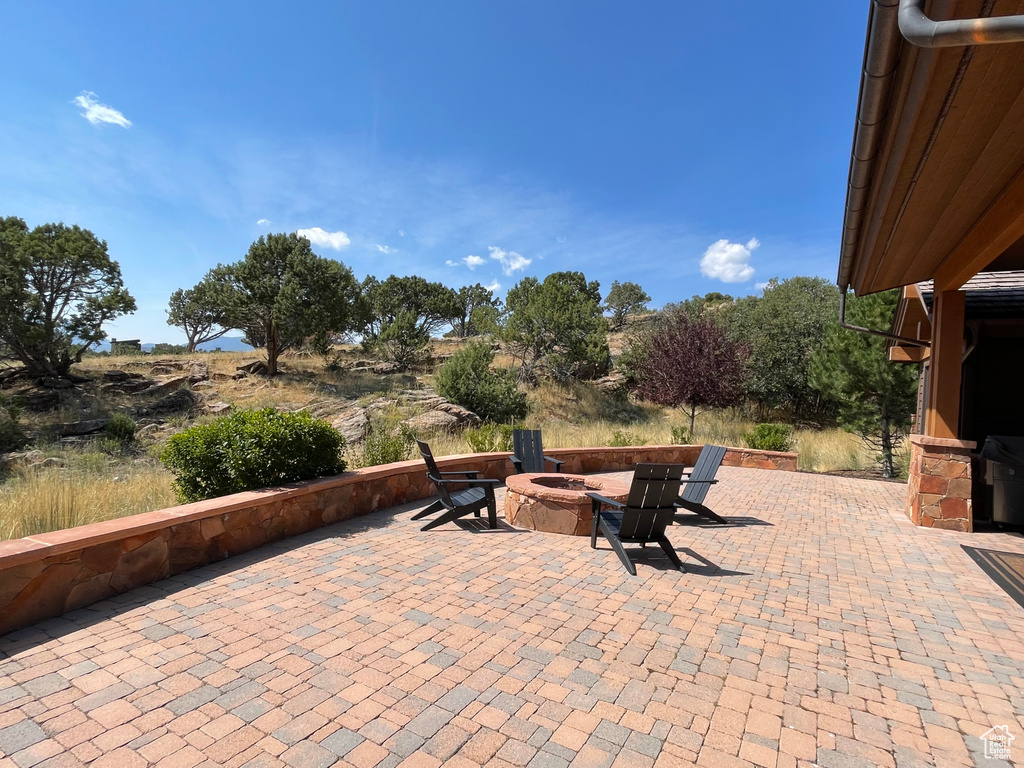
504,473,631,536
905,434,976,532
0,445,796,636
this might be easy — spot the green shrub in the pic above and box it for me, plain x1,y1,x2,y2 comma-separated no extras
435,341,527,423
744,423,793,452
609,430,644,447
670,425,690,445
105,412,137,443
160,408,345,503
362,414,415,467
464,423,524,453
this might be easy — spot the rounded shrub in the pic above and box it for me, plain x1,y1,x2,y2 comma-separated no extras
160,408,346,503
105,412,137,443
744,423,793,452
435,341,527,423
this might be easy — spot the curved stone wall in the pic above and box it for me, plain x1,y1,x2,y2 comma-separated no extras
0,445,796,635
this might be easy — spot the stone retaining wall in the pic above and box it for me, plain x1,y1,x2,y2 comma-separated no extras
0,445,796,635
905,434,976,531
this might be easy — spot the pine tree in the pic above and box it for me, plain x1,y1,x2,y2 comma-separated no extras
809,290,919,477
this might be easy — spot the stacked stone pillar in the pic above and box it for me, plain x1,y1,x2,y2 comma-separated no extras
905,434,976,531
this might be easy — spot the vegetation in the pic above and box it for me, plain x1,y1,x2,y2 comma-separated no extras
744,423,793,452
504,271,610,381
435,341,527,423
362,275,459,367
464,423,521,453
450,284,502,338
728,277,840,421
810,290,918,477
360,412,416,467
0,394,24,451
0,217,136,379
603,280,650,329
104,413,138,444
213,233,362,376
160,408,346,502
628,309,748,435
167,276,231,353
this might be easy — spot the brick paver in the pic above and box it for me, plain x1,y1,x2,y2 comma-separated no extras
2,467,1024,767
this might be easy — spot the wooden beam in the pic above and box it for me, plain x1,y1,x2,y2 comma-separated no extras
925,290,965,439
933,166,1024,290
889,345,930,363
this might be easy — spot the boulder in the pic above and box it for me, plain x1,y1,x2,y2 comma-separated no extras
330,406,369,444
103,370,130,382
237,361,269,376
145,389,203,416
21,390,62,412
594,371,626,393
404,403,481,432
58,418,112,437
142,376,189,395
204,401,232,416
188,362,209,382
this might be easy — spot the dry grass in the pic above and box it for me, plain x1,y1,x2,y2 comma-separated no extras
0,460,175,541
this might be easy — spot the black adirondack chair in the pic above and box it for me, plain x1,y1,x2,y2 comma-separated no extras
674,444,728,524
510,429,564,474
411,440,500,531
588,463,687,575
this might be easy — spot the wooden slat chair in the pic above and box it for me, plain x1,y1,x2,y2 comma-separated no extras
587,463,687,575
674,445,728,524
411,440,500,531
510,429,564,474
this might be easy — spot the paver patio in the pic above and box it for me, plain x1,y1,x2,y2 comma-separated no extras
1,466,1023,768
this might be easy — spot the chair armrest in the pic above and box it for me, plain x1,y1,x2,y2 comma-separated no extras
439,470,480,478
679,479,718,485
543,455,564,469
509,455,524,473
586,492,625,509
435,476,501,486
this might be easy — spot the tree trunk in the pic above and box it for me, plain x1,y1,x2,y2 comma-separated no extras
880,414,894,478
688,405,697,438
266,324,279,376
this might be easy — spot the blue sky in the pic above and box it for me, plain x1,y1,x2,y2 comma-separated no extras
0,2,867,344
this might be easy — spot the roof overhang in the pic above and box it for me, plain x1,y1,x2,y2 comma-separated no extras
839,0,1024,296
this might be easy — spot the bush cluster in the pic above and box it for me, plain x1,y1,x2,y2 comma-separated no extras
464,423,524,453
744,423,793,452
160,408,345,503
105,413,137,443
435,342,527,424
361,414,415,467
0,394,24,451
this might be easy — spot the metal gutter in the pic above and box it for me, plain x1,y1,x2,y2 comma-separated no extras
839,291,931,346
899,0,1024,47
837,0,902,294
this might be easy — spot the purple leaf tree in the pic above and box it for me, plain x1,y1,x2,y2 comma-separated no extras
633,310,748,436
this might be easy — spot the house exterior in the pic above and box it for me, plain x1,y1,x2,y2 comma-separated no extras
839,0,1024,530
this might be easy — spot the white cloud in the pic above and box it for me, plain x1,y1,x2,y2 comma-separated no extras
297,227,350,250
484,280,501,292
73,91,132,128
398,229,406,237
700,238,758,283
488,246,531,275
375,244,393,254
256,218,271,226
446,254,486,269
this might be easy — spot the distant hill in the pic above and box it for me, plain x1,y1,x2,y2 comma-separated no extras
92,336,254,353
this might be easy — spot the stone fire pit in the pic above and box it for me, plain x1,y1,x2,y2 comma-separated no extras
504,473,631,535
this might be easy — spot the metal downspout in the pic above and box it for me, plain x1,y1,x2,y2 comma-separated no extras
899,0,1024,47
838,291,931,347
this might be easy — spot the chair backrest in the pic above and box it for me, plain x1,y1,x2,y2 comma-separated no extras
512,429,546,473
417,440,453,506
680,445,726,505
618,463,685,540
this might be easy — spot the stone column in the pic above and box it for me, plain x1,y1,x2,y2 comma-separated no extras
906,434,976,531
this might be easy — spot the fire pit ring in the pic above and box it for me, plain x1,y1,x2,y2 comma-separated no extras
504,473,631,536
